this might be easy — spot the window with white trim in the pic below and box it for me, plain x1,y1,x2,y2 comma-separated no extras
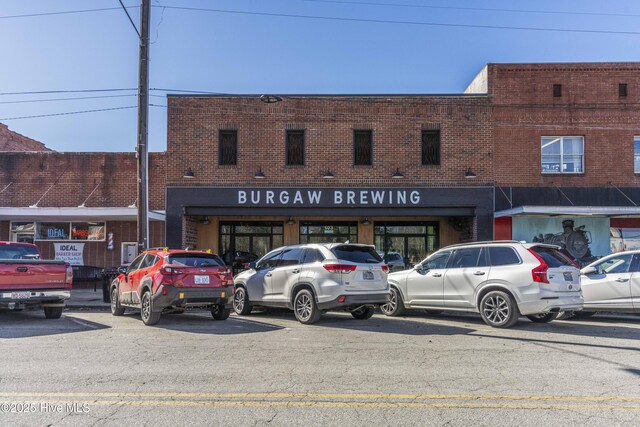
541,136,584,174
634,136,640,173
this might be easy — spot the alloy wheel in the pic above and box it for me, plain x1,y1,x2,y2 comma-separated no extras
380,291,397,315
234,289,245,312
295,293,312,321
483,295,509,324
111,288,118,311
141,293,151,321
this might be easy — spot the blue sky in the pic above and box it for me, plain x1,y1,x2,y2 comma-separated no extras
1,0,639,152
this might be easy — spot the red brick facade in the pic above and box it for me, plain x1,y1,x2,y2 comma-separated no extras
0,123,51,152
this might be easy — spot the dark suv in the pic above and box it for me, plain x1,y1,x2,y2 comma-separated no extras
110,248,234,325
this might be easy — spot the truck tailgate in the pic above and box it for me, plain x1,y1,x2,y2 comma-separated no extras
0,260,69,291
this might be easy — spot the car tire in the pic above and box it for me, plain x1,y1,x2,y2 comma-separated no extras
140,291,160,326
380,287,405,316
110,287,125,316
479,290,519,328
424,310,443,316
211,305,231,321
526,312,558,323
233,286,252,315
44,306,63,319
351,306,375,320
572,311,596,319
293,289,321,324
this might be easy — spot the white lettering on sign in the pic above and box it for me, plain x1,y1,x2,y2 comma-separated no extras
234,189,423,206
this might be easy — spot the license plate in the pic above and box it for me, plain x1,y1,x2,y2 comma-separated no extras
363,271,374,280
11,292,31,299
194,275,210,285
563,272,573,281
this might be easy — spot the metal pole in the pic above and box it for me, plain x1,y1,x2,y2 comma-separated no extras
136,0,150,251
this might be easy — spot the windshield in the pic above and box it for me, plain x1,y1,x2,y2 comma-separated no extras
0,245,40,260
331,245,382,263
167,253,224,267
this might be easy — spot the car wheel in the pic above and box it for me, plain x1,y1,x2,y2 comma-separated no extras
351,306,375,320
233,286,252,315
140,291,160,326
211,305,231,321
479,290,519,328
293,289,321,324
526,312,558,323
380,287,405,316
572,311,596,319
110,287,125,316
44,306,63,319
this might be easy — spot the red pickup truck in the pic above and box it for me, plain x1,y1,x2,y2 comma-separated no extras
0,241,73,319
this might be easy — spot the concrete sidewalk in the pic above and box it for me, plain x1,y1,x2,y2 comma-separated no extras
67,288,110,310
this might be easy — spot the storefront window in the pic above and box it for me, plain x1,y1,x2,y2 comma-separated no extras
374,222,439,269
299,222,358,244
10,222,36,243
219,222,284,270
611,227,640,253
35,221,106,241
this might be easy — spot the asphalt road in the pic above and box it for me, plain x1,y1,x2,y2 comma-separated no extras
0,307,639,426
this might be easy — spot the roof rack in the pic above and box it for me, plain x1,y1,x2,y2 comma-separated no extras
442,240,522,249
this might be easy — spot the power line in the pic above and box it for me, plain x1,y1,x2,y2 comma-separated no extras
118,0,141,38
0,6,137,20
0,88,136,96
160,5,640,36
0,94,137,105
0,106,137,121
291,0,640,19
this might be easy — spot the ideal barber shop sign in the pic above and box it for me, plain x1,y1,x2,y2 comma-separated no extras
54,243,85,266
236,189,423,207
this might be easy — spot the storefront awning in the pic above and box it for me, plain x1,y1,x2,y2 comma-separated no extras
0,207,165,221
494,205,640,218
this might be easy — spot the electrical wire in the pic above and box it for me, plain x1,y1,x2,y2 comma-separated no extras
0,6,137,20
118,0,140,38
289,0,640,19
159,5,640,36
0,106,137,121
0,94,137,105
0,88,136,96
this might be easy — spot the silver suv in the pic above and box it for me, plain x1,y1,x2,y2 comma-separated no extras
233,243,390,324
380,241,583,328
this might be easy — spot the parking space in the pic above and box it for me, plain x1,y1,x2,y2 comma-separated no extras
1,309,639,426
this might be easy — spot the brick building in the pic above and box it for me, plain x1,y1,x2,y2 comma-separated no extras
0,152,167,273
468,63,640,264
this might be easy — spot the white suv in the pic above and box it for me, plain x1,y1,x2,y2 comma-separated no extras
380,241,583,328
233,243,390,324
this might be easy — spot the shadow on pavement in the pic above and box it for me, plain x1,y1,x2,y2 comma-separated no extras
0,310,110,339
152,312,285,335
247,309,475,336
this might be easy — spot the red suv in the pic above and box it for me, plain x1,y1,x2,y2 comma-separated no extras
110,248,234,325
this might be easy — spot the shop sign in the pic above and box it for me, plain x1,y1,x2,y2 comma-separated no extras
237,189,422,207
54,243,85,266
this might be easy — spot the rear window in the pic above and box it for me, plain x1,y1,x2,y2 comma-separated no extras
0,245,40,260
387,253,402,262
489,247,521,266
530,246,574,268
167,253,224,267
331,245,382,263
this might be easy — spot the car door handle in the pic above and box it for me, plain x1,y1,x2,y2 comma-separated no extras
292,269,300,274
265,272,273,277
16,267,28,272
473,271,486,276
432,273,442,277
615,278,629,283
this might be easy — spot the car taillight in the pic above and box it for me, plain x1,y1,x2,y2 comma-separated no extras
162,266,183,275
323,264,357,274
65,265,73,289
528,249,549,284
381,265,389,273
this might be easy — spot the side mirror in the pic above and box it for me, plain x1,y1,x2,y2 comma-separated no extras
249,261,257,270
117,266,128,275
413,264,424,272
581,266,597,276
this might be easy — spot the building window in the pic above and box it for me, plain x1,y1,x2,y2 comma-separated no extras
635,136,640,173
35,222,106,241
286,130,305,166
353,130,373,166
219,222,284,272
553,84,562,97
619,83,628,97
219,130,237,165
299,222,358,244
374,222,439,269
421,130,441,165
541,136,584,174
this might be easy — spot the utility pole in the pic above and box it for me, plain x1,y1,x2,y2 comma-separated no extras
136,0,150,252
